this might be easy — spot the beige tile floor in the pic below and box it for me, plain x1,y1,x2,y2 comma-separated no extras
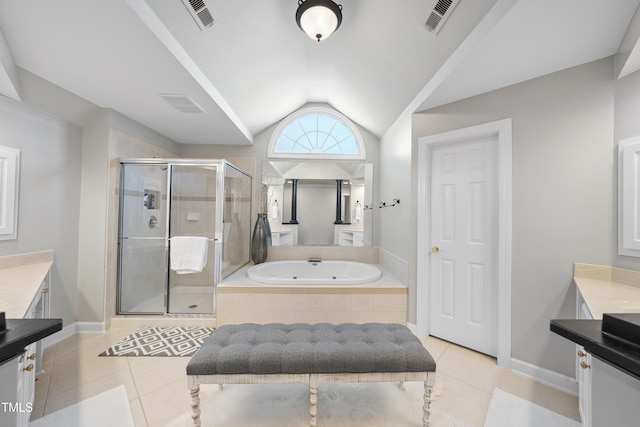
30,329,580,426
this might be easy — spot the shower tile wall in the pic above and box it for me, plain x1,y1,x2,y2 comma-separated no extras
170,167,216,291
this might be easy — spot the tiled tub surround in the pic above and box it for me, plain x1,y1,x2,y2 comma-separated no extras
217,262,407,325
265,245,379,263
573,263,640,319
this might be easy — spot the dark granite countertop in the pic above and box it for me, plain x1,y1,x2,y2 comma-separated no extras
0,318,62,364
551,318,640,380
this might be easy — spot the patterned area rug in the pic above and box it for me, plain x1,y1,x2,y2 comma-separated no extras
99,326,214,357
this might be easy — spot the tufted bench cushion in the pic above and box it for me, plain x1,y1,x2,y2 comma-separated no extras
187,322,435,375
186,322,437,427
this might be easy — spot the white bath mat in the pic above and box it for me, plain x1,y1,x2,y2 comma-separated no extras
29,385,133,427
165,381,470,427
484,388,581,427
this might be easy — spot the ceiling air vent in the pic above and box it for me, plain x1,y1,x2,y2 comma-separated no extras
160,94,205,114
425,0,460,34
181,0,216,31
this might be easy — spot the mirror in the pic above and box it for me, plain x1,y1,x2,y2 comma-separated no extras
0,145,19,240
262,161,373,246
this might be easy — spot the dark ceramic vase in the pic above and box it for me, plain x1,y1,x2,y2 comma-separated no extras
251,213,271,264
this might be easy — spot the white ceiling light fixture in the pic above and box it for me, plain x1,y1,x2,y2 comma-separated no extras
295,0,343,42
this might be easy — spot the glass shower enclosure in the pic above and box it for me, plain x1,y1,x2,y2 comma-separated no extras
117,159,251,315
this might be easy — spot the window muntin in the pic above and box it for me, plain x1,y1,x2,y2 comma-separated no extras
269,108,365,159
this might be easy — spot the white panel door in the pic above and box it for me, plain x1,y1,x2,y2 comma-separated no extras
430,136,498,356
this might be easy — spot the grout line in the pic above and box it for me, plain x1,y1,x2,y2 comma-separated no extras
126,358,150,427
37,328,581,426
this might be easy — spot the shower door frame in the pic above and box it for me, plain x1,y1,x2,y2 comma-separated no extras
116,159,226,316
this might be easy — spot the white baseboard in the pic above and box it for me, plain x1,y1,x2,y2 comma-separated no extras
77,321,106,334
42,321,105,349
510,357,578,396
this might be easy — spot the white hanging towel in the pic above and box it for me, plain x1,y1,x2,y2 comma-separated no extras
170,236,209,274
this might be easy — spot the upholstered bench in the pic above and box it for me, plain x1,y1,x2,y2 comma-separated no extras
186,323,436,426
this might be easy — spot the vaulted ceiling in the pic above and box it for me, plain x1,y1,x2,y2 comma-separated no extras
0,0,639,146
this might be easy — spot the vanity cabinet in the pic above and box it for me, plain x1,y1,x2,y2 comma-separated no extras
576,346,591,427
0,352,29,427
0,343,38,427
27,277,50,376
576,294,593,427
337,230,363,246
0,253,55,427
333,225,364,246
591,357,640,426
271,224,298,246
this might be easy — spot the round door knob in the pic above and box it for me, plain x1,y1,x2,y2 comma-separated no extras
431,246,440,254
577,350,586,358
580,361,590,369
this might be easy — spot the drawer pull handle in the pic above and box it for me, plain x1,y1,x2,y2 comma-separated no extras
580,361,591,369
28,353,37,361
577,350,587,358
24,364,34,372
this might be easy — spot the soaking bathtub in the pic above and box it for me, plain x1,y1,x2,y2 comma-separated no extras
216,261,407,326
246,260,382,285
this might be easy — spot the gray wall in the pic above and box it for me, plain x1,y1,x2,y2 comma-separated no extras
0,96,83,326
410,57,616,378
76,109,110,323
5,69,182,325
6,49,635,384
76,109,180,323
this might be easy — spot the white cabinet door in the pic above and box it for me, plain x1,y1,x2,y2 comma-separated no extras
577,299,593,426
577,346,592,427
0,351,30,427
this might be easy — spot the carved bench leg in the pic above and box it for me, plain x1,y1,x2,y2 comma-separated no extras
423,381,433,427
309,375,318,427
190,384,201,427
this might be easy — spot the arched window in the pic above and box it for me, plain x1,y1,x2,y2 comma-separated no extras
268,107,365,159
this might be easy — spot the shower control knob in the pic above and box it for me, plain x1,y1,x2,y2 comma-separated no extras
148,215,158,229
